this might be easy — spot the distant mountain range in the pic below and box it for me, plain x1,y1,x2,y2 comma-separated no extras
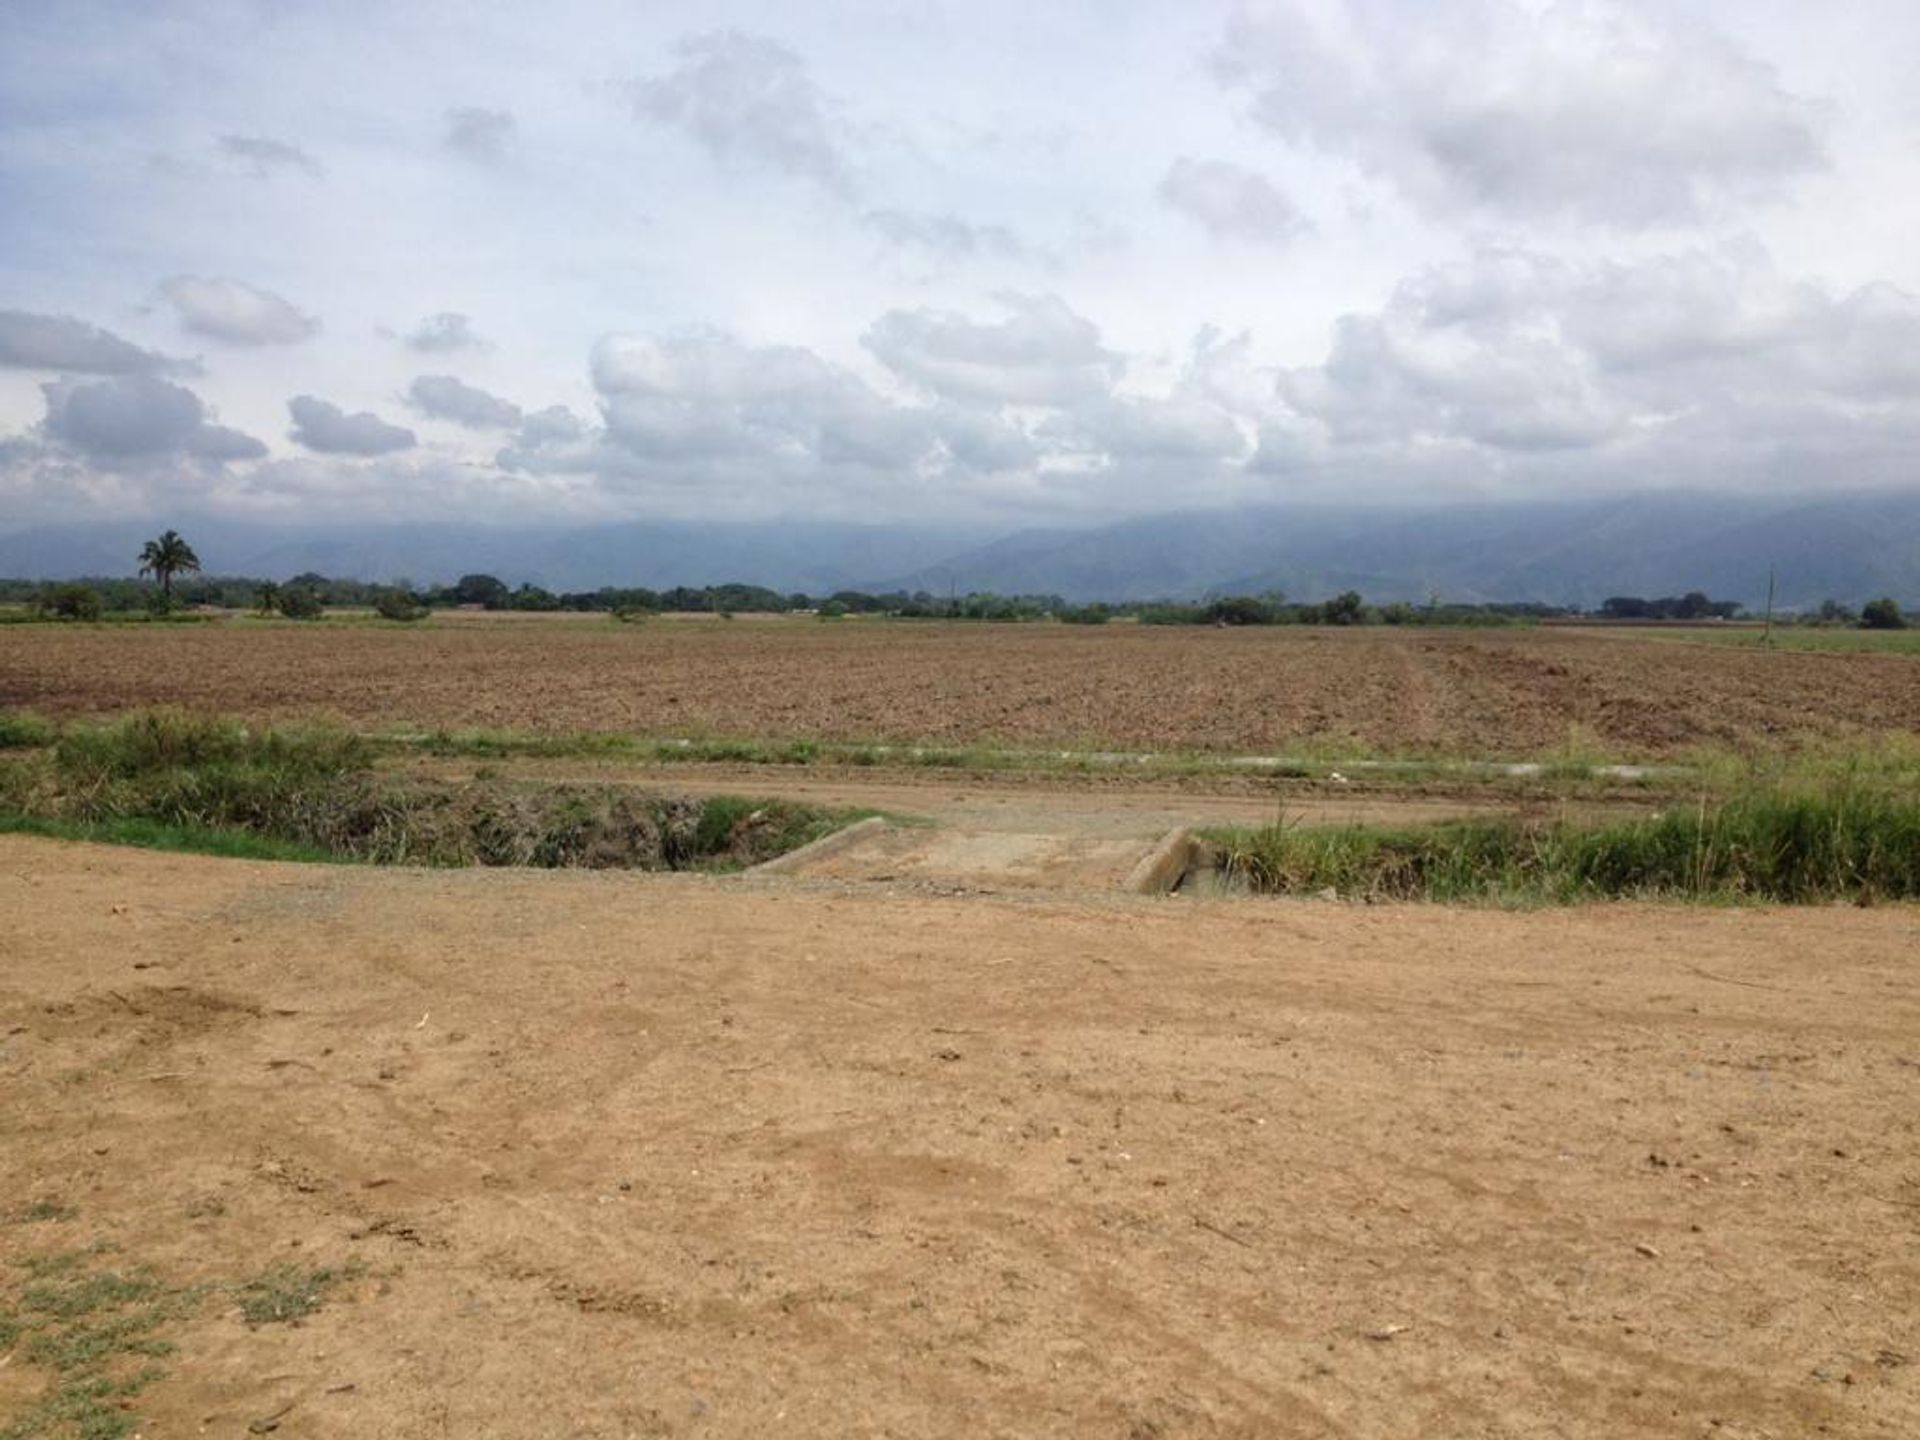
4,489,1918,609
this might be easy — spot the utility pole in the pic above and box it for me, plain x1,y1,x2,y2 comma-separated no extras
1762,564,1776,647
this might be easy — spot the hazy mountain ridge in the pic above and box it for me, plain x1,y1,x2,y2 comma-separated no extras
881,492,1920,608
3,491,1917,608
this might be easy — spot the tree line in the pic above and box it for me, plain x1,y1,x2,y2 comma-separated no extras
0,529,1907,629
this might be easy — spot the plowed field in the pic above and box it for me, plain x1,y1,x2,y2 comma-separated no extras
4,617,1918,758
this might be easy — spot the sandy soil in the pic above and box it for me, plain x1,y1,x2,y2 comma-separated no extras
5,618,1918,758
4,836,1916,1438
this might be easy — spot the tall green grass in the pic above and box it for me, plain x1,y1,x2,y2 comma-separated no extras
1214,784,1920,903
0,711,56,749
0,709,849,870
53,708,367,781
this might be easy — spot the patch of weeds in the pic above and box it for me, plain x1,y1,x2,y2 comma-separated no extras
0,1250,205,1440
234,1262,359,1326
10,1199,76,1225
0,712,56,750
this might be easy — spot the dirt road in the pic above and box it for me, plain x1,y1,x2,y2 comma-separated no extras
3,837,1916,1438
409,758,1567,893
425,759,1540,838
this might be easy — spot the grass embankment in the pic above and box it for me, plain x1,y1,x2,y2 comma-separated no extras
1213,784,1920,903
0,710,853,869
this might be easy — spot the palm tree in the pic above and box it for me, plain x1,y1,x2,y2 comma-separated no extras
137,529,201,605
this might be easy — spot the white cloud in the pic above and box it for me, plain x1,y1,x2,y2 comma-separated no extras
161,276,319,346
0,311,185,376
1276,244,1920,469
631,31,853,197
863,294,1121,407
407,375,524,429
1157,157,1308,246
401,313,487,353
40,375,265,461
287,395,416,454
587,329,932,472
1212,0,1827,226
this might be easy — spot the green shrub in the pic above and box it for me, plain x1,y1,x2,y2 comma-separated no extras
1056,603,1112,624
372,588,428,623
33,584,102,622
1861,597,1906,630
277,587,325,621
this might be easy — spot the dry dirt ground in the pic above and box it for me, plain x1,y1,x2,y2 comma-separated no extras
4,836,1917,1438
6,617,1920,758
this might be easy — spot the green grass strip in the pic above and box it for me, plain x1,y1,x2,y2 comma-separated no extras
1210,785,1920,904
0,815,344,864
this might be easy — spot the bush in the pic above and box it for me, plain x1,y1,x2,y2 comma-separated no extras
1205,596,1277,626
1056,603,1112,624
276,587,325,621
1861,597,1906,630
372,588,429,623
33,583,102,622
1322,591,1367,625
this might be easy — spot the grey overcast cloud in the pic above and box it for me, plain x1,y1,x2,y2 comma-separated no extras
2,0,1918,530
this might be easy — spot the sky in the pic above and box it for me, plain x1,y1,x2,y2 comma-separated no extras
2,0,1918,531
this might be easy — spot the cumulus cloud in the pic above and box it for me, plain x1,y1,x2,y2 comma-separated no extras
1275,244,1920,466
401,312,486,353
1157,157,1309,246
504,303,1247,514
287,395,417,454
863,293,1122,407
407,374,524,429
588,329,929,469
0,310,184,375
40,375,266,460
445,107,515,163
632,31,853,197
161,276,318,346
217,134,324,180
1212,0,1826,225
